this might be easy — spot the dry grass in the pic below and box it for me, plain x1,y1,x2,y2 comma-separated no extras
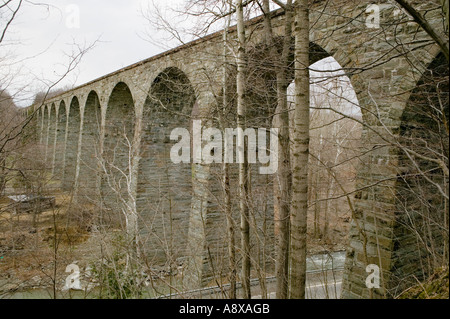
397,268,449,299
0,194,95,290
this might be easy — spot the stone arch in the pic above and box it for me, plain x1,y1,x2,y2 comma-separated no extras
293,54,362,242
225,36,358,124
222,36,362,274
104,79,135,108
137,66,196,264
340,43,446,299
41,104,49,147
55,100,67,178
180,35,365,288
390,52,449,293
41,104,53,164
309,34,371,122
47,103,57,164
38,105,46,144
149,66,196,114
101,82,135,223
62,96,81,191
78,90,102,201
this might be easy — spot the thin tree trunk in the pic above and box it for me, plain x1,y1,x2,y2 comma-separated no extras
222,9,236,298
261,0,293,300
289,0,310,299
236,0,251,299
314,172,320,238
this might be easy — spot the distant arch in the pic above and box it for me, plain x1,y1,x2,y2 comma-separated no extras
136,67,196,263
54,100,67,177
62,96,81,190
47,103,57,163
101,82,135,222
78,90,102,201
41,105,49,146
39,105,46,144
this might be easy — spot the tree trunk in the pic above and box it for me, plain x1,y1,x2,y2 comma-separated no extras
222,10,236,298
236,0,251,299
289,0,310,299
261,0,293,300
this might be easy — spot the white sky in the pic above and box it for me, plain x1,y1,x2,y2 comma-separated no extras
3,0,186,106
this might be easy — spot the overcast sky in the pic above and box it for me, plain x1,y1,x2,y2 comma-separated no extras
4,0,187,106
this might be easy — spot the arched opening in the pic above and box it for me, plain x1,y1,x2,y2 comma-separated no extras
244,40,329,126
41,105,49,147
48,103,57,164
393,53,449,291
43,105,53,165
55,101,67,178
78,91,102,201
137,67,195,265
298,56,362,247
101,82,135,226
62,96,81,191
217,39,362,279
38,107,44,144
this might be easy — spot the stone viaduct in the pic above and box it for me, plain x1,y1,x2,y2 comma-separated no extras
30,0,447,298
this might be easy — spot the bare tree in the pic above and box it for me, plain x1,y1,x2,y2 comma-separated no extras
289,0,310,299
